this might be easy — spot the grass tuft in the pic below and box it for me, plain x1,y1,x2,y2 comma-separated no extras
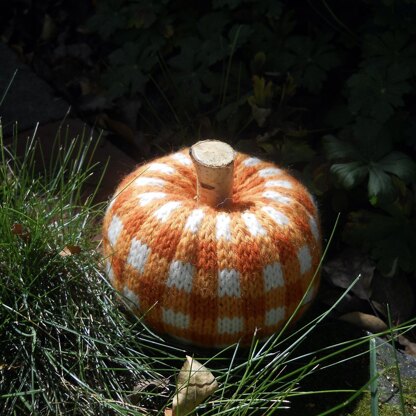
1,121,414,415
0,125,181,415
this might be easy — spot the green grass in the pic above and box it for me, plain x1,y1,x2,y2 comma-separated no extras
0,122,414,415
0,125,182,414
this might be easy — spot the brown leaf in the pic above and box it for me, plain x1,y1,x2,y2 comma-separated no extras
339,312,388,333
98,114,136,145
164,409,173,416
249,101,271,127
59,245,82,257
172,356,218,416
323,249,375,299
11,223,24,235
11,223,30,242
128,378,169,406
398,335,416,357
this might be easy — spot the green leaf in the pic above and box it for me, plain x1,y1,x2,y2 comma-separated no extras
347,66,412,123
330,162,368,189
323,135,361,160
363,32,416,75
198,36,229,66
169,37,200,71
368,165,396,202
228,24,253,48
378,151,416,182
284,34,341,93
280,140,316,165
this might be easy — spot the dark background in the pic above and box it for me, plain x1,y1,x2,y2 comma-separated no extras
1,0,416,340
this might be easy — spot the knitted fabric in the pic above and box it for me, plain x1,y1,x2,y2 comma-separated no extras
102,148,321,347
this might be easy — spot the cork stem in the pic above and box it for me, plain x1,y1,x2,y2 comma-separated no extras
190,140,235,208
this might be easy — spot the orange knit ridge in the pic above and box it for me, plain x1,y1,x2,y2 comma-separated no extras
102,149,322,347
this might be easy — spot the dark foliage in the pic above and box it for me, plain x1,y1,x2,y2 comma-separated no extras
1,0,416,280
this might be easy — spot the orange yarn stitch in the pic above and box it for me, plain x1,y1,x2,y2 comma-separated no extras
102,149,322,347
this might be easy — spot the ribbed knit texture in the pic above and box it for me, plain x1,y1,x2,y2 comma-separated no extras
102,148,321,347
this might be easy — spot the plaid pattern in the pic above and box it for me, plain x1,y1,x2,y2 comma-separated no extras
102,149,322,347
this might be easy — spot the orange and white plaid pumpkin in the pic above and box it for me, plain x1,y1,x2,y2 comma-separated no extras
102,148,321,347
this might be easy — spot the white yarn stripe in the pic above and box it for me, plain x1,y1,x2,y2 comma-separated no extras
172,152,192,165
162,308,190,329
309,216,320,241
122,286,140,308
243,157,261,166
218,269,241,297
105,260,115,283
127,238,151,274
259,167,283,177
216,213,232,241
153,201,182,222
265,180,293,189
107,196,117,212
263,263,284,291
265,307,285,326
184,209,205,234
134,177,166,187
217,317,244,334
138,192,166,206
261,206,289,226
298,245,312,274
242,212,266,237
148,163,175,175
263,191,292,205
167,260,194,293
107,215,123,247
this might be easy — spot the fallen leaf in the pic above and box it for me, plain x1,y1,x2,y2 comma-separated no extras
11,223,30,242
398,335,416,357
339,311,388,333
41,14,57,41
164,409,173,416
249,102,271,127
128,378,169,406
98,114,136,147
11,223,24,235
59,245,82,257
172,356,218,416
323,249,375,299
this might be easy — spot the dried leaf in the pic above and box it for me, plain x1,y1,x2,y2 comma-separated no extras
11,223,24,235
323,249,375,299
339,312,387,333
172,356,218,416
41,14,57,41
398,335,416,357
11,223,30,242
128,378,169,405
98,114,136,146
59,245,82,257
249,101,271,127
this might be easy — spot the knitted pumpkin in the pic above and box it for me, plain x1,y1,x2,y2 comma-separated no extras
102,141,321,347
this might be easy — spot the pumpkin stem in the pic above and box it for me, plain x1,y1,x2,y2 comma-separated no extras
190,140,235,208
